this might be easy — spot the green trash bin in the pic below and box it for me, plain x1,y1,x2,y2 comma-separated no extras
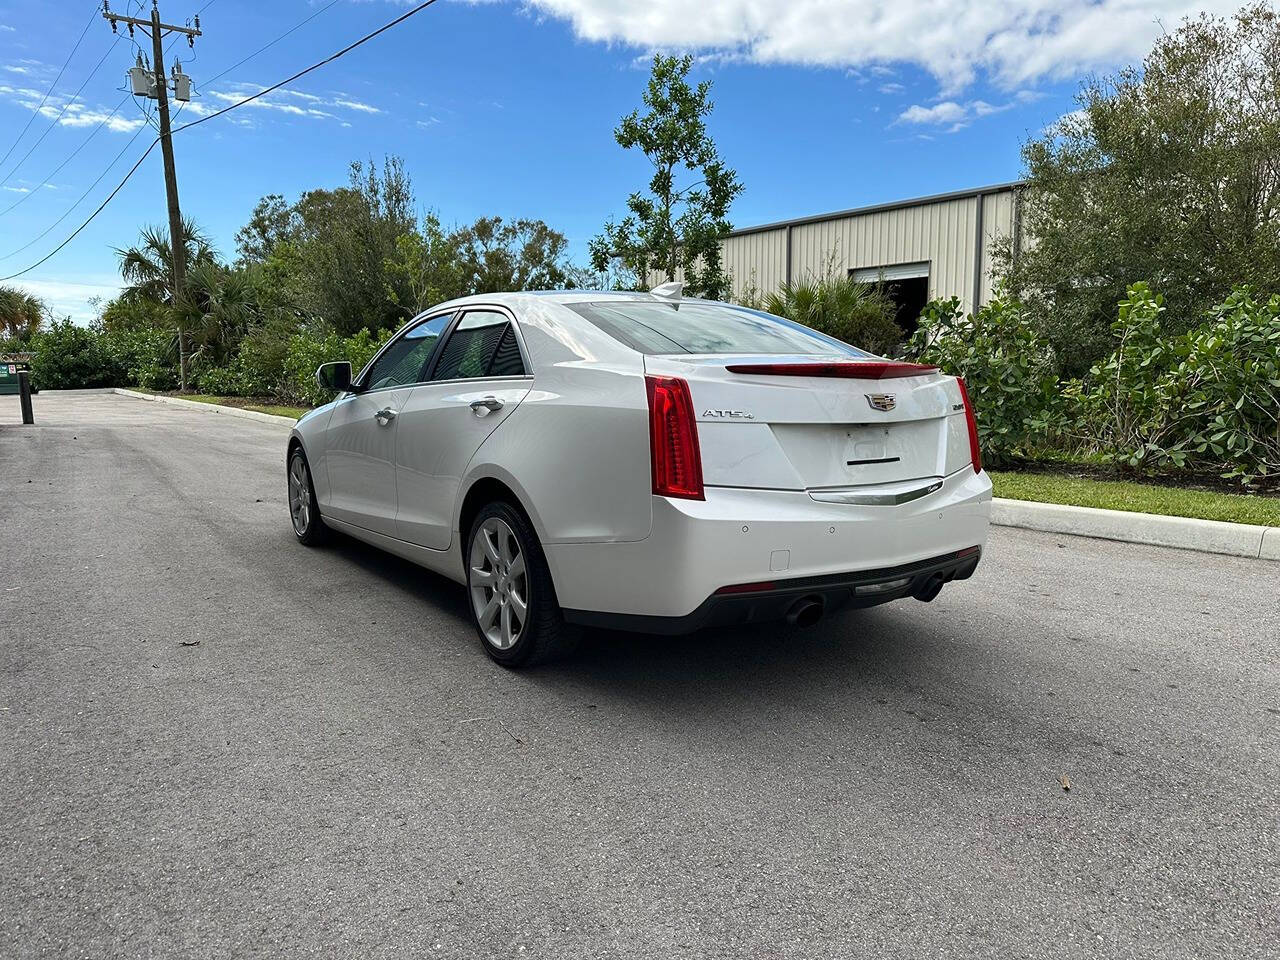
0,358,32,394
0,359,31,396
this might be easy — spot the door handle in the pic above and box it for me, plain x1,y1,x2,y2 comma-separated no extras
374,407,397,425
469,396,504,416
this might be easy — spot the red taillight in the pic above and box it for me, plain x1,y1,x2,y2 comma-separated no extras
724,361,939,379
645,375,704,500
956,377,982,474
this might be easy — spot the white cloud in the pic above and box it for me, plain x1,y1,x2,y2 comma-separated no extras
0,83,142,133
333,97,381,114
3,185,30,193
896,96,1020,131
516,0,1240,92
0,25,15,33
197,85,385,123
897,101,968,126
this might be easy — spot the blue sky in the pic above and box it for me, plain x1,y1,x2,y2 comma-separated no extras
0,0,1234,321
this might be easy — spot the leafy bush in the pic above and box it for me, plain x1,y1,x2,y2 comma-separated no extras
101,326,177,391
29,320,124,389
281,326,390,406
1081,283,1175,465
764,275,902,355
1165,288,1280,483
1086,284,1280,483
905,296,1066,465
195,364,248,396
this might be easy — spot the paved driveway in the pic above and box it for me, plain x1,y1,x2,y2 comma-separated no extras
2,391,1277,959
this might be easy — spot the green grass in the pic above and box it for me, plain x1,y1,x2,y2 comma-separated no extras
126,388,311,421
180,394,312,420
989,470,1280,526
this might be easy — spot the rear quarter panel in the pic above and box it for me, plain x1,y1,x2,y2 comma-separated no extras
457,298,653,545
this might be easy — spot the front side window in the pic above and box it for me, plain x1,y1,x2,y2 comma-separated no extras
566,300,869,357
363,313,451,389
431,310,526,381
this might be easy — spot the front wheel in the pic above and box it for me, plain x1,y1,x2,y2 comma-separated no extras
466,501,569,667
287,447,329,546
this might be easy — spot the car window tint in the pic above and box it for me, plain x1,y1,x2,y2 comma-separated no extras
566,301,869,357
432,311,525,380
364,313,451,389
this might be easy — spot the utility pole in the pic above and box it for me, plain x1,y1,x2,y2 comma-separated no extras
102,1,200,390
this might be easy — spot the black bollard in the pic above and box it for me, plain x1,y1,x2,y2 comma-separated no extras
18,371,33,425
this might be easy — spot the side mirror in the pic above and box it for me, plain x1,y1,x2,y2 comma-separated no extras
315,361,354,393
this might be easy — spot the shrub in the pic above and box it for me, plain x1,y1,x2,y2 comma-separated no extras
281,326,390,406
1165,287,1280,483
29,320,124,389
195,364,247,396
905,296,1066,465
101,326,177,391
764,275,902,355
1087,285,1280,483
1081,282,1175,464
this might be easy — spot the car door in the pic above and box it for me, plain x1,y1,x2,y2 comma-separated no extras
321,313,451,536
394,308,533,550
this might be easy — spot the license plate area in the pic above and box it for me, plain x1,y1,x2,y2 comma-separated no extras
843,425,897,466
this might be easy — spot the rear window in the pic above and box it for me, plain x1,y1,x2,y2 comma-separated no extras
566,300,868,357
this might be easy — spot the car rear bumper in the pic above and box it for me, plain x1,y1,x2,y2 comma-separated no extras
546,465,992,627
562,546,982,635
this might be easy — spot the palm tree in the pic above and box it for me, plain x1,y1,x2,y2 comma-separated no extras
185,261,258,367
764,274,904,356
116,218,216,390
0,284,45,341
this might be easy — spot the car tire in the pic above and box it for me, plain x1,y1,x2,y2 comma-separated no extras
287,446,329,546
466,500,571,667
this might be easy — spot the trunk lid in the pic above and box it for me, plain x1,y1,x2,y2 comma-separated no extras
643,355,974,491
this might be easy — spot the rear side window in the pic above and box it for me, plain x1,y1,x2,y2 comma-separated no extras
566,300,868,357
431,310,527,380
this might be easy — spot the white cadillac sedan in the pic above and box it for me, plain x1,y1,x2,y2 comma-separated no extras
287,286,991,666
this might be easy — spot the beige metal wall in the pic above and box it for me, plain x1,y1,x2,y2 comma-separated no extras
720,186,1019,310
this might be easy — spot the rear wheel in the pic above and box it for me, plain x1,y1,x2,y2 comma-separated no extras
466,501,569,667
287,447,329,546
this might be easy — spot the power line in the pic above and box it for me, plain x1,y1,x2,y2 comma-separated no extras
0,93,131,218
0,34,123,189
0,118,152,264
1,27,185,219
0,4,101,171
174,0,439,136
0,0,441,283
197,0,341,91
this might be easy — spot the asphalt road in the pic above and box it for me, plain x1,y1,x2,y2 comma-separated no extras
2,390,1277,959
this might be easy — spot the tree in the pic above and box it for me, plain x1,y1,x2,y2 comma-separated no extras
590,54,742,300
184,261,259,367
996,3,1280,374
455,216,571,294
0,284,45,342
116,218,217,390
384,211,467,317
236,156,420,334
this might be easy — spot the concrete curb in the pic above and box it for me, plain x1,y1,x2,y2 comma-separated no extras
113,388,297,427
991,498,1278,561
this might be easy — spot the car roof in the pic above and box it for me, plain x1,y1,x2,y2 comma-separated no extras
427,289,735,310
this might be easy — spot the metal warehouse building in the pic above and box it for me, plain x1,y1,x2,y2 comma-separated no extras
721,180,1025,327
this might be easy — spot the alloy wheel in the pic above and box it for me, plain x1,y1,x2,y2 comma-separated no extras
288,455,311,536
469,516,528,650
